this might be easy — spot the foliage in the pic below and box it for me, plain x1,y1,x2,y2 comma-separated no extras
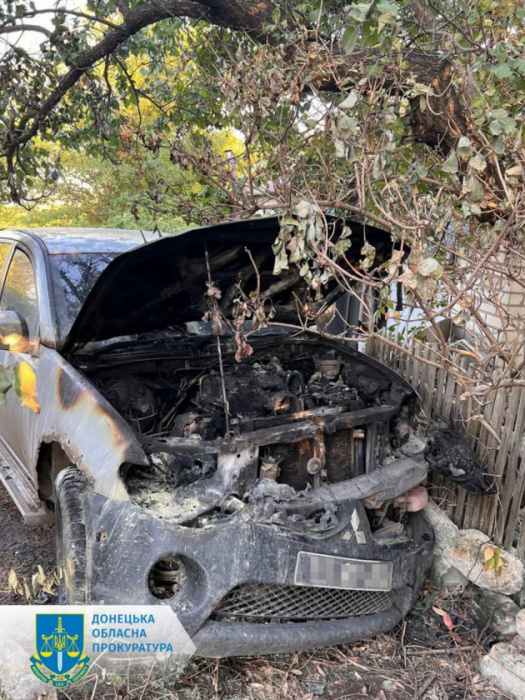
484,545,505,577
0,127,244,232
8,564,66,602
0,362,40,413
0,0,524,405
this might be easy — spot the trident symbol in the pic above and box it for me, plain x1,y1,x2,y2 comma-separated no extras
53,617,67,672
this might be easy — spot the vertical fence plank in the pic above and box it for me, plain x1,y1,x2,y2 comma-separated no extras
516,438,525,560
496,388,525,546
366,330,525,546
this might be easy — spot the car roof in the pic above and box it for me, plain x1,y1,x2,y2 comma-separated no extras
7,227,163,254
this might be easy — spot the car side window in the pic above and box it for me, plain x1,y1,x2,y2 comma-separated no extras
0,249,39,341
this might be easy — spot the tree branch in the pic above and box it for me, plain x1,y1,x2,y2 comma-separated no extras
6,1,212,154
0,24,52,37
318,46,467,150
1,9,122,31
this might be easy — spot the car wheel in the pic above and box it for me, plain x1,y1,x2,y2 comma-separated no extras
55,467,88,604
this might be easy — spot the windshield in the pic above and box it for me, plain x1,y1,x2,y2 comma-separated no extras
49,253,118,340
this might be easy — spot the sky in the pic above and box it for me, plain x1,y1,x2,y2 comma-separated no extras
0,0,80,54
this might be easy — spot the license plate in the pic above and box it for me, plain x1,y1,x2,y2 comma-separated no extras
294,552,393,591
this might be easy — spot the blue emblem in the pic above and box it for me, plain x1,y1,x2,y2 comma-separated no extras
30,614,91,688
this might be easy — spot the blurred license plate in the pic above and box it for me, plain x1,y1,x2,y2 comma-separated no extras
294,552,393,591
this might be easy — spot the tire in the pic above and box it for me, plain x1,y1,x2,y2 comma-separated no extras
55,467,88,604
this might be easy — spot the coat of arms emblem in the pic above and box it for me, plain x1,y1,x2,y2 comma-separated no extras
30,614,91,688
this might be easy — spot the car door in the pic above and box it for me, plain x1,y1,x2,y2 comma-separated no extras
0,245,41,479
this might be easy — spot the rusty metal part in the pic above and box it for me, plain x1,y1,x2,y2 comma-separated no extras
171,412,201,438
314,354,342,380
372,520,406,541
306,457,322,475
147,556,186,600
140,456,427,527
260,457,280,481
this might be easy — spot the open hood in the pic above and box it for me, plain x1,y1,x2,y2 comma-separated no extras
63,216,395,352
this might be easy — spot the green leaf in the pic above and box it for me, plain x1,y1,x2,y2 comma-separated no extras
342,26,359,54
273,247,289,275
299,262,310,277
491,136,505,155
499,116,516,134
377,11,394,33
488,63,513,79
457,136,473,158
337,114,359,139
333,238,352,258
334,139,346,158
0,367,13,395
295,200,312,218
469,154,487,172
418,276,437,301
418,257,443,279
441,152,458,174
339,90,359,110
360,242,376,271
465,175,484,204
399,267,417,290
348,3,372,23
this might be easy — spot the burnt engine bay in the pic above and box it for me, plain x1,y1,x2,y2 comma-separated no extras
82,337,421,540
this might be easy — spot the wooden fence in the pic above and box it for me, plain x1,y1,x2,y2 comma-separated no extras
367,336,525,556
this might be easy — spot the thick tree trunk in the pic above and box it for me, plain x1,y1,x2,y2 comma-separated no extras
319,47,466,151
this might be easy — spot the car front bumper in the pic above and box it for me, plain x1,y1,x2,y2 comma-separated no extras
86,487,434,657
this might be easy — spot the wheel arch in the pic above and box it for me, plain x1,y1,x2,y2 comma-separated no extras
36,440,73,507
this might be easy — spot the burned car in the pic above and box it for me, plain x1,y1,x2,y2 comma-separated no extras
0,217,441,656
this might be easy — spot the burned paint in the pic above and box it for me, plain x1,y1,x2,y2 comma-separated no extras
57,366,83,410
0,346,149,522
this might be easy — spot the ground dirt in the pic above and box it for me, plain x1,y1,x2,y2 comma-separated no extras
0,484,55,604
0,482,511,699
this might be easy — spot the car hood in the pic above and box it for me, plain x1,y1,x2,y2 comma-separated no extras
63,216,395,352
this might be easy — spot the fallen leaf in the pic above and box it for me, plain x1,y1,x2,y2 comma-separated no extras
484,546,495,561
442,613,454,630
8,569,19,592
433,606,454,630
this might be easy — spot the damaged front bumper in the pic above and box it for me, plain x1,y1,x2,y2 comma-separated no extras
85,459,434,657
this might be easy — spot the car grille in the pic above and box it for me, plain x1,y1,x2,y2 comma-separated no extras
214,583,397,622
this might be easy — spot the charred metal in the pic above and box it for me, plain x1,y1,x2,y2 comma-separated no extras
78,336,425,535
1,219,493,657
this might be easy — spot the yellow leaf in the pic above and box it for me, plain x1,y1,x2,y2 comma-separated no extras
483,547,494,561
14,361,40,414
484,546,495,561
8,569,18,592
